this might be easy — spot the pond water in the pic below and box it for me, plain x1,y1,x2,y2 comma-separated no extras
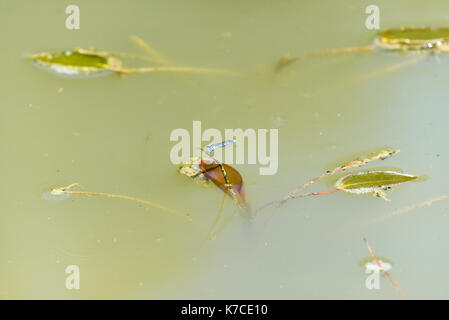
1,0,449,299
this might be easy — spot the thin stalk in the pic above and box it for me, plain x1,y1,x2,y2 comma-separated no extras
281,148,399,204
207,191,228,240
374,193,449,222
363,238,406,300
50,183,192,222
277,45,375,71
117,66,239,76
287,188,340,199
358,55,427,82
130,35,171,66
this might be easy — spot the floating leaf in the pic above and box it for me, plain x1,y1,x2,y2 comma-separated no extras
379,27,449,48
276,27,449,75
336,170,417,193
200,161,248,210
178,154,250,240
28,37,239,78
27,50,118,77
280,148,400,204
30,50,111,68
178,156,250,212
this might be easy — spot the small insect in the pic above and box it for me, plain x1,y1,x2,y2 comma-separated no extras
204,139,237,156
277,27,449,74
27,36,238,78
179,140,249,238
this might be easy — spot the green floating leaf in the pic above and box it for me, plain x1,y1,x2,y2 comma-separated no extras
336,170,417,194
380,27,449,43
27,49,119,77
30,50,109,68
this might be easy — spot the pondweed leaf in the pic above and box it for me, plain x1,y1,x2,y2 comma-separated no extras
178,140,249,239
31,50,111,68
28,49,119,78
179,156,249,212
378,27,449,49
276,27,449,89
278,27,449,71
279,148,403,204
336,170,418,193
27,37,239,78
200,161,248,210
274,148,418,202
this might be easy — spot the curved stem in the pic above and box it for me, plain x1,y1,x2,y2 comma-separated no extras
207,191,228,240
363,238,406,300
282,148,398,203
116,66,240,76
130,35,171,66
375,193,449,222
287,188,340,199
276,45,376,71
51,184,192,222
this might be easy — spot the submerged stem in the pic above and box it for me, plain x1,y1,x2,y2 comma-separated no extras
116,66,240,76
276,45,375,71
358,55,427,82
287,188,340,199
374,193,449,223
130,35,171,66
207,191,228,240
363,238,407,300
281,148,399,203
50,183,192,222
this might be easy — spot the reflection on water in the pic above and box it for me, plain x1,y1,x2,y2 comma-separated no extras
1,0,449,299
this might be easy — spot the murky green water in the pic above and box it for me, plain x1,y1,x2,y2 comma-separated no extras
1,0,449,299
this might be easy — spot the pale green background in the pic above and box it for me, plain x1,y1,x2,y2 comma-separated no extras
1,0,448,299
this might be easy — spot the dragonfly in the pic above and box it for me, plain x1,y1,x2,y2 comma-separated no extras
204,139,237,156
